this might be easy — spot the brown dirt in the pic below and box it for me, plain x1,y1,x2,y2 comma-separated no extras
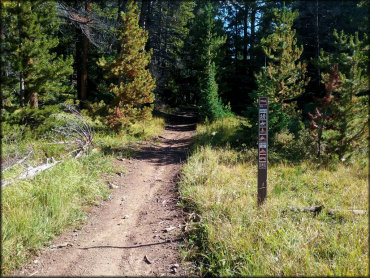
13,111,197,277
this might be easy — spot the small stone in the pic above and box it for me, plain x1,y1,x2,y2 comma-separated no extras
122,215,129,219
121,196,126,201
170,264,179,274
33,260,39,264
143,255,152,264
163,226,176,233
108,182,119,189
51,242,69,249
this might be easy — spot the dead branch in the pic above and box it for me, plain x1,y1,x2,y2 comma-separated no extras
56,1,118,50
53,104,94,158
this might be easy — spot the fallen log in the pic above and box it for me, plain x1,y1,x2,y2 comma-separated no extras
285,205,366,216
3,151,33,172
287,205,324,215
327,209,366,216
2,157,61,189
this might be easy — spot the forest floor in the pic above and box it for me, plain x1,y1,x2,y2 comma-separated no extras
13,110,197,277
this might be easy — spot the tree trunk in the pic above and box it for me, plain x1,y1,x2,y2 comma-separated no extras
75,0,91,103
242,3,248,62
315,0,320,89
28,92,38,108
19,72,25,107
76,28,82,100
250,5,256,64
80,34,89,101
139,0,151,31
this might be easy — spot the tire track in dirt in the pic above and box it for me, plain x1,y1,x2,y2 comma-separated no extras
13,110,197,277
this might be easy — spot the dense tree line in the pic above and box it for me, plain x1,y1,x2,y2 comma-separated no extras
1,0,368,160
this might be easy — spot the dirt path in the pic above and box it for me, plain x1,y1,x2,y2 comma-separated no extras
14,111,197,277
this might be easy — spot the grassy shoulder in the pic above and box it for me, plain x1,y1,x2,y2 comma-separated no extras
179,117,368,276
1,114,165,275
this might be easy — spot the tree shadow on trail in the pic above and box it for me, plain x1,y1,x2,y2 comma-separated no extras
133,109,197,166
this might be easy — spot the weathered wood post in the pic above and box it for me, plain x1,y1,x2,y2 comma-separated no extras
258,97,268,205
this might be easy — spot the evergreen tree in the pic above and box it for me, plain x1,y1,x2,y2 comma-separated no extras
190,1,227,121
252,6,309,134
1,0,73,108
98,0,155,131
199,62,227,121
308,64,342,159
314,30,369,159
161,1,196,105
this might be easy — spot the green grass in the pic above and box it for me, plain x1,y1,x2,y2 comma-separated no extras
1,153,111,274
179,118,368,276
1,115,165,275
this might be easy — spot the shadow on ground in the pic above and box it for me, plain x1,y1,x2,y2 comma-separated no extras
134,109,197,166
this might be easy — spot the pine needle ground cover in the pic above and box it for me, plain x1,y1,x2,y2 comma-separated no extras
1,116,165,275
179,118,368,276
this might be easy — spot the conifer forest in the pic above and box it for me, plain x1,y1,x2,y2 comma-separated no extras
1,1,368,276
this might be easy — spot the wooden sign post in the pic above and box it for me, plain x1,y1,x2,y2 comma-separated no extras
258,97,268,205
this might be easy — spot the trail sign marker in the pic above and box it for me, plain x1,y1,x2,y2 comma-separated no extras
258,97,268,205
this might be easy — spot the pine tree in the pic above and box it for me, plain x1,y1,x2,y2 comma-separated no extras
190,1,227,121
308,64,342,158
98,0,155,131
314,30,369,159
1,0,73,108
199,62,226,121
252,6,309,134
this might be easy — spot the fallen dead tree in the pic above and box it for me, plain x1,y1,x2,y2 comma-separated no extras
3,150,33,172
2,158,61,189
2,104,94,189
285,205,366,216
53,104,94,158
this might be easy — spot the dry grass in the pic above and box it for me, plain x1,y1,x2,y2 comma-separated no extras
179,119,368,276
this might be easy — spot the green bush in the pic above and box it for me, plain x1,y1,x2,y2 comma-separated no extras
3,105,63,139
269,128,316,163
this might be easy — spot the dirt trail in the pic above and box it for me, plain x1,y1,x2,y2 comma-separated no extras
14,111,197,277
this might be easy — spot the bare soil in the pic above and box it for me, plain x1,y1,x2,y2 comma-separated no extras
13,110,197,277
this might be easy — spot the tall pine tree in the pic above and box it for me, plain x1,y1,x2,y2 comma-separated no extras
314,30,369,159
252,6,309,134
1,0,73,108
190,1,227,121
98,0,155,131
